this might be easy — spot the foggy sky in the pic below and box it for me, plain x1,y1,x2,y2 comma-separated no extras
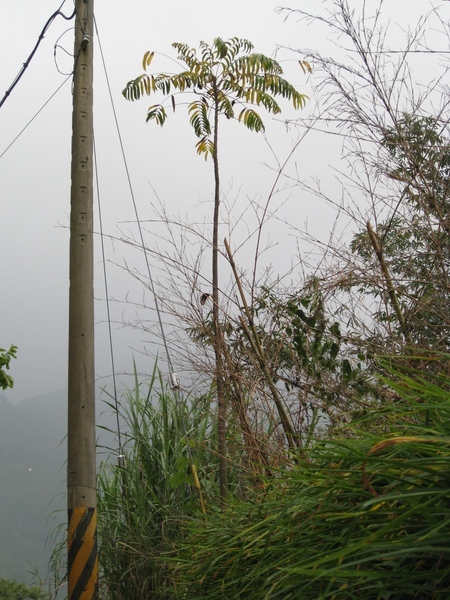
0,0,444,403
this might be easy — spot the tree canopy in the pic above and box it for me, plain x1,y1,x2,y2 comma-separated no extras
0,578,47,600
123,37,309,158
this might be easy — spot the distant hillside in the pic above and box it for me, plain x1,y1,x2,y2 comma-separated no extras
0,391,66,586
0,390,119,587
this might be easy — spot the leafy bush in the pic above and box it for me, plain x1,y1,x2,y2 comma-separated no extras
0,578,48,600
173,364,450,599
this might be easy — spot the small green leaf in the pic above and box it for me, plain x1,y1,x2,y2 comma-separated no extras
330,342,339,360
142,50,155,71
146,104,167,126
176,456,190,471
195,137,214,159
238,107,265,132
298,59,312,74
342,359,352,382
169,471,188,488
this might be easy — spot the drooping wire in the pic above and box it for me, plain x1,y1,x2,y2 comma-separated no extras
94,16,206,512
0,0,76,109
93,133,123,456
94,16,174,377
0,74,72,159
53,28,76,76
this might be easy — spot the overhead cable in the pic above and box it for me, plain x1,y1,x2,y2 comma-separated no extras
93,133,123,455
0,0,76,109
0,74,72,159
94,16,174,377
95,15,205,511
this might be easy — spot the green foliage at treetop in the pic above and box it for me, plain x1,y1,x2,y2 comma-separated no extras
123,37,309,159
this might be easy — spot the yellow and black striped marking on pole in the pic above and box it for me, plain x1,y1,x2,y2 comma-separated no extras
68,507,98,599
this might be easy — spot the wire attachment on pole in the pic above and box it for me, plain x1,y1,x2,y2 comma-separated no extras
81,34,90,52
170,372,180,390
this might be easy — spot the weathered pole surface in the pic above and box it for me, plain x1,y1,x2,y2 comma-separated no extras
67,0,97,598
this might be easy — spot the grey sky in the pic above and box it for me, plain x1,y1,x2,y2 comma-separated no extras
1,0,446,402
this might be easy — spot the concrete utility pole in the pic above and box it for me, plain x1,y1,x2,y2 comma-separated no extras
67,0,97,598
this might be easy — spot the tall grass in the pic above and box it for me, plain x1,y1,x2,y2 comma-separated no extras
97,367,216,599
173,365,450,599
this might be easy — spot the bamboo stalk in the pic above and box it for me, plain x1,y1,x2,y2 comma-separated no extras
366,221,411,343
224,238,299,450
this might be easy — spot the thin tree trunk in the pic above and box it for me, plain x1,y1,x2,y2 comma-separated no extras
212,92,228,502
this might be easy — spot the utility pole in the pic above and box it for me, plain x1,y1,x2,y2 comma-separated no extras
67,1,97,598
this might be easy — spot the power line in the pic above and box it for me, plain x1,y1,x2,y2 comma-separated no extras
0,0,75,109
94,15,175,378
0,74,72,159
53,27,77,76
93,132,123,454
94,18,207,512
